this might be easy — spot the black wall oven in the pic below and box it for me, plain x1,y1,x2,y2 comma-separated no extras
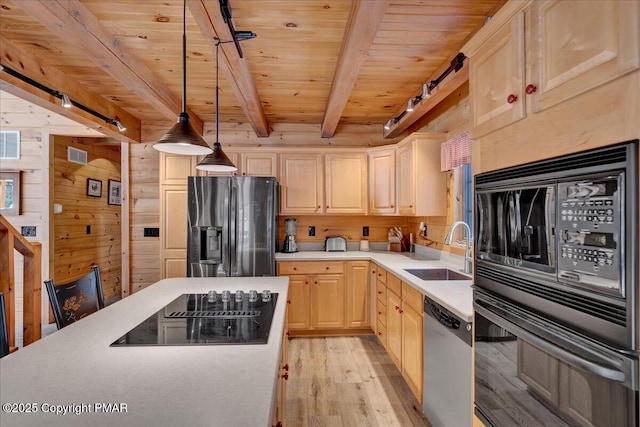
473,141,639,427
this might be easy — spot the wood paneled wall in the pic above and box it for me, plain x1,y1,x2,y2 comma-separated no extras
52,136,121,302
129,143,160,293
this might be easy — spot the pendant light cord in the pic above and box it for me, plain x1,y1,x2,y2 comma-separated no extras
182,0,187,113
215,40,220,145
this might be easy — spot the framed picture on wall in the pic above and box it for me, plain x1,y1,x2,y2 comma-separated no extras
86,178,102,198
108,180,122,206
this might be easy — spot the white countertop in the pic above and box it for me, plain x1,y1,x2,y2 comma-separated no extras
276,250,473,321
0,277,289,427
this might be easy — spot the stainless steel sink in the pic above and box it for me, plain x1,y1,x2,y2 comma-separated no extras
404,268,469,281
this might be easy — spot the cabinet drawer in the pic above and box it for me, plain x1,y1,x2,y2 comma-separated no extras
377,320,387,347
401,282,424,314
278,261,344,275
376,265,387,284
376,281,387,304
376,299,387,325
387,273,402,297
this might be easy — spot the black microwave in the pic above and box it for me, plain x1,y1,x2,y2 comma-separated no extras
474,141,638,350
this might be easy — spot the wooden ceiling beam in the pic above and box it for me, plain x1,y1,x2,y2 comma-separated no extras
0,37,141,143
15,0,203,135
189,0,269,137
320,0,388,138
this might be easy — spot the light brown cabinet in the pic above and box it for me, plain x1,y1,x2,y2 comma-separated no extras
346,261,370,328
240,152,278,178
469,0,639,138
277,261,346,331
386,289,403,368
279,153,324,214
324,153,368,214
367,147,396,215
376,272,424,403
396,133,447,216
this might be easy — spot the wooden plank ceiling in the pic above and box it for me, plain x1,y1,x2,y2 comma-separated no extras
0,0,504,144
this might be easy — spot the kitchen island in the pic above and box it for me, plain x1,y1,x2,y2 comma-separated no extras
0,277,289,427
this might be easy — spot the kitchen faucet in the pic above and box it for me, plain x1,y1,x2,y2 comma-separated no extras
444,221,473,275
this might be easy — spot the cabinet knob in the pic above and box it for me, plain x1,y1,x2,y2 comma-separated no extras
242,172,246,176
314,281,318,284
293,267,297,271
391,205,394,208
317,206,321,209
507,94,518,104
525,84,537,94
281,373,289,380
372,271,376,275
399,309,404,314
409,205,413,208
378,273,382,277
305,281,308,285
395,305,400,311
286,331,291,337
326,205,329,209
283,364,289,371
378,291,383,294
378,332,383,336
287,300,291,304
378,311,382,315
325,266,329,270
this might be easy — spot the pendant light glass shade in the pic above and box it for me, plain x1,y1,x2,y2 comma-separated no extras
153,1,212,156
196,142,237,172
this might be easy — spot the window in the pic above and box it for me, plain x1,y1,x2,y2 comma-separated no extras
452,164,472,242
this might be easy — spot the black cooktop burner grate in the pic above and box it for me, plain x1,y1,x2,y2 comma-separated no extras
167,310,261,319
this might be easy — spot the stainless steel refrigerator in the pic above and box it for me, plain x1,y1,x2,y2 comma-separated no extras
187,176,278,277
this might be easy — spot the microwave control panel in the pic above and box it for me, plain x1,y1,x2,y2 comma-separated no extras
557,174,623,296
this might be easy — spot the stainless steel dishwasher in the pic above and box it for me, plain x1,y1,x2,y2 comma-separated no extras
423,295,472,427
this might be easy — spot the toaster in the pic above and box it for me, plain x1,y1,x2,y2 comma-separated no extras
324,236,347,252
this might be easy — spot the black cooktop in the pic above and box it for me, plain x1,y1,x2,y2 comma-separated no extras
111,291,278,346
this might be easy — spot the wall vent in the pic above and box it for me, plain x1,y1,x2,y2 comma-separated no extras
67,146,88,165
0,130,20,159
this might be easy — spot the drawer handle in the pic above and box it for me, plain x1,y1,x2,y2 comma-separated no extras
395,305,400,311
525,84,537,94
283,364,289,371
399,309,404,314
281,373,289,380
293,267,297,271
507,93,518,104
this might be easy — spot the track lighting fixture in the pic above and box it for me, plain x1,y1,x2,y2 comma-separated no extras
61,93,72,108
383,52,467,133
0,65,129,136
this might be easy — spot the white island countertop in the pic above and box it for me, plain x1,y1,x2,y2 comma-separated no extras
0,277,289,427
276,250,473,321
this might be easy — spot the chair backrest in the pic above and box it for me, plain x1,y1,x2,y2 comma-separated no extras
45,265,105,329
0,292,9,358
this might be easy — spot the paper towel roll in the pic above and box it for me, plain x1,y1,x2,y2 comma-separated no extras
359,240,370,251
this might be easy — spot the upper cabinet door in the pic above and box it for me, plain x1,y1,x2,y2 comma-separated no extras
160,153,198,185
396,142,415,216
325,153,368,214
470,12,526,139
368,148,396,215
279,153,324,214
241,152,278,178
528,0,640,113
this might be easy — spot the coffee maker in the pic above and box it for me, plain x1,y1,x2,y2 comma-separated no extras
282,218,298,253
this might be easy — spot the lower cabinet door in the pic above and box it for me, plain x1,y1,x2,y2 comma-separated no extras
312,274,345,329
287,275,311,330
386,290,402,369
401,303,423,403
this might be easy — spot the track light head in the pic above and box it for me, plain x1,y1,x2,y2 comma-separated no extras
61,93,72,108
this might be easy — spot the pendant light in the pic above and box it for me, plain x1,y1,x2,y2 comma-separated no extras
196,38,237,172
153,0,212,156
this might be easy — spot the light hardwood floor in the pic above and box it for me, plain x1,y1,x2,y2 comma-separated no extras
286,336,432,427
